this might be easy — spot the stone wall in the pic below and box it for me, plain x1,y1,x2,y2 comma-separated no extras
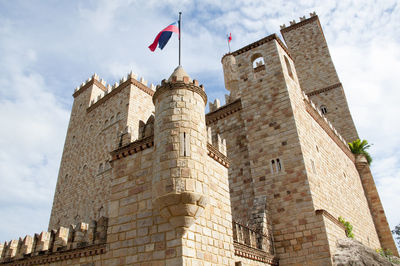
206,99,255,224
278,39,382,259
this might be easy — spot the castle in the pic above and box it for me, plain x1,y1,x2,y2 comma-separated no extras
0,13,398,265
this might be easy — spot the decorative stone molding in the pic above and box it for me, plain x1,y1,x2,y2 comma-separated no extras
152,80,207,105
110,136,154,161
233,241,277,265
207,143,230,168
315,209,346,230
232,221,277,264
306,83,342,97
154,192,208,234
0,244,106,265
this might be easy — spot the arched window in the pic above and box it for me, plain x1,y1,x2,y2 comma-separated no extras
270,158,283,174
251,53,265,72
320,105,328,114
276,158,282,171
284,55,294,79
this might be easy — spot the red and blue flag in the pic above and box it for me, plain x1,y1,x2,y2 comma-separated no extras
148,22,180,52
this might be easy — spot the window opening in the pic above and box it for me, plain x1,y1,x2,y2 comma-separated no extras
183,132,187,156
276,158,282,171
320,105,328,115
271,158,283,174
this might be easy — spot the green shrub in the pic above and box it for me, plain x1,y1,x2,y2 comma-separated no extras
376,248,400,264
338,216,354,238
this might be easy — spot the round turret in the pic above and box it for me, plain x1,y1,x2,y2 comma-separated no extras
222,54,240,100
152,66,208,233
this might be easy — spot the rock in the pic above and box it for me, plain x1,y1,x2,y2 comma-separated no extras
333,238,398,265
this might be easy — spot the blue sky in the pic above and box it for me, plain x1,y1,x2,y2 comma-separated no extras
0,0,400,249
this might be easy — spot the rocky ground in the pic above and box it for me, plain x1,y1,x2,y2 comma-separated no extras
333,238,400,265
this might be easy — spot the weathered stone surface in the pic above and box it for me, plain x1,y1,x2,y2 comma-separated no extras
333,238,397,266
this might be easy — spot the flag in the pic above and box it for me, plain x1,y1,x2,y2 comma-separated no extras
228,33,232,43
148,22,180,52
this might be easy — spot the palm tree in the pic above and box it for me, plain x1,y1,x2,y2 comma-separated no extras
348,139,372,165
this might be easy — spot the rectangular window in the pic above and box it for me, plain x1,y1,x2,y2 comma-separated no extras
180,132,190,157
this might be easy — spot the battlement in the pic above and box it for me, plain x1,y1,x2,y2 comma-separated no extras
206,98,242,125
153,77,206,105
0,217,108,264
86,72,155,111
280,12,317,32
72,72,155,111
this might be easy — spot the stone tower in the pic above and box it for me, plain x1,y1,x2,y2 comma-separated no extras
48,72,155,229
152,66,209,233
281,14,359,142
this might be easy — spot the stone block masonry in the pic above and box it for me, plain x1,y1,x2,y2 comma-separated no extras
1,12,397,266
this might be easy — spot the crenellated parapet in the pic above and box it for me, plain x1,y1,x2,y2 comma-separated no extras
280,12,317,32
206,98,242,125
72,71,155,114
0,217,108,264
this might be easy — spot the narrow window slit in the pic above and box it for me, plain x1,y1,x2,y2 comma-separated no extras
183,132,186,156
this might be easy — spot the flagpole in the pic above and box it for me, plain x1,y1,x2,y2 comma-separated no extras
178,12,182,66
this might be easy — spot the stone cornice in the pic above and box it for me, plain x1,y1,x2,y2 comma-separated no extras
206,99,242,125
110,136,154,161
152,81,207,105
304,99,355,162
306,83,342,97
87,78,154,113
233,242,278,265
207,143,230,168
280,15,319,34
110,136,230,168
315,209,346,231
222,34,293,61
73,78,107,98
0,244,106,265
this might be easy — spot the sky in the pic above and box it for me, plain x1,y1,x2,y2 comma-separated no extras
0,0,399,249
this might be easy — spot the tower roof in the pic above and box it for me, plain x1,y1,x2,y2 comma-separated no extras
168,66,192,82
